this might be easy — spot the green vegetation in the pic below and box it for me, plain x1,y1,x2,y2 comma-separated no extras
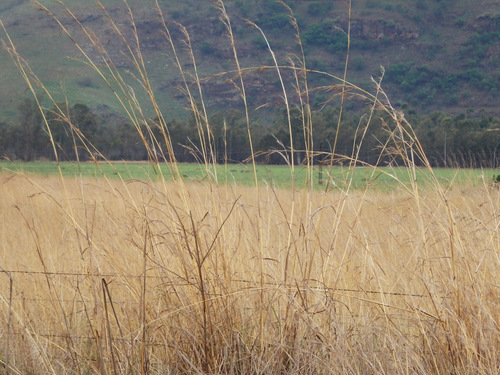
303,20,348,53
2,99,499,168
460,32,500,65
2,161,497,190
385,60,500,108
307,2,333,17
200,41,216,55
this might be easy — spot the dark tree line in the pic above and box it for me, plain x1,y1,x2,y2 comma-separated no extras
1,99,499,168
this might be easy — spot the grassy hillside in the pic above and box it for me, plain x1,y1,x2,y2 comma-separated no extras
1,0,500,124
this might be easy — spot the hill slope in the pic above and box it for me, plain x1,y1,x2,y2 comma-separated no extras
1,0,500,122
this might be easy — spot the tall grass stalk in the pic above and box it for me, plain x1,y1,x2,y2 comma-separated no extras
0,1,499,374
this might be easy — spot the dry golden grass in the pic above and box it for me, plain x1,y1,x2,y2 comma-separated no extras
1,0,500,373
1,172,499,374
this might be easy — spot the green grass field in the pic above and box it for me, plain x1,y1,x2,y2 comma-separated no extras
1,160,497,190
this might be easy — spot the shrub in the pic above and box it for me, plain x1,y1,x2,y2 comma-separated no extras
460,32,500,62
171,9,182,19
416,0,428,10
255,13,292,30
433,7,443,20
383,3,393,11
351,56,366,71
303,21,348,53
200,41,215,55
454,17,466,27
365,0,377,9
252,35,267,50
307,2,333,16
395,4,410,15
234,0,250,16
444,94,458,106
308,58,329,71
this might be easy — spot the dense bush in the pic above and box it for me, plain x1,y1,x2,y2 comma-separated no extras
255,13,292,31
386,61,500,104
200,41,215,55
351,56,366,71
307,2,333,16
460,32,500,61
303,21,348,53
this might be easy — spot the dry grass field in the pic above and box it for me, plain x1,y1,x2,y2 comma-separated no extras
1,0,500,373
0,171,499,374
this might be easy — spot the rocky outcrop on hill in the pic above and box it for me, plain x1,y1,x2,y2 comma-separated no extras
350,19,419,41
474,14,500,33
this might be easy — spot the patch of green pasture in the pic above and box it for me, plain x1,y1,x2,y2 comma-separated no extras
0,161,163,181
0,161,295,185
0,161,497,190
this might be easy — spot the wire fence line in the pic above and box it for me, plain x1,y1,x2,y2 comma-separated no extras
0,266,437,374
0,268,428,298
1,266,432,344
1,331,170,347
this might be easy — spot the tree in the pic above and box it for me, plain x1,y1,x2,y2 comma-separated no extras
208,109,252,163
0,121,13,158
44,102,99,161
17,98,44,161
70,103,100,160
